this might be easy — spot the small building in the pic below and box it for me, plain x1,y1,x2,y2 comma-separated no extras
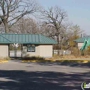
75,36,90,49
0,34,57,58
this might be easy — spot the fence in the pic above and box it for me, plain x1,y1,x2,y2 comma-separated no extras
53,50,71,55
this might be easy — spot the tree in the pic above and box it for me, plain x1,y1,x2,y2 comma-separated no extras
68,25,82,48
10,17,40,34
41,6,67,55
39,23,56,39
0,23,5,33
0,0,39,33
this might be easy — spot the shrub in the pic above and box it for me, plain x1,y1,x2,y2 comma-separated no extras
71,47,80,57
81,46,90,56
4,57,10,60
22,56,45,61
0,57,10,60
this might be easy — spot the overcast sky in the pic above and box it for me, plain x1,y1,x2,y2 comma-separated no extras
38,0,90,35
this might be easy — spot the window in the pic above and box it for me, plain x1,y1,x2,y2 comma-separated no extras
27,45,35,52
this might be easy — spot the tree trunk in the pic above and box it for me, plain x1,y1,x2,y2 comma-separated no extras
3,20,9,33
60,38,63,56
57,35,60,55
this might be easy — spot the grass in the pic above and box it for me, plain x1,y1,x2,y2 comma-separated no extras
22,56,90,64
0,60,8,63
0,57,10,63
52,54,90,60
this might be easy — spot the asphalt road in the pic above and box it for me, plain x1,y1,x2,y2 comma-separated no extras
0,60,90,90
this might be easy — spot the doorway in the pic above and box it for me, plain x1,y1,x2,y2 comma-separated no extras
9,44,23,58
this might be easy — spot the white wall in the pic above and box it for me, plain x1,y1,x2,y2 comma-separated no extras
39,45,53,57
0,45,8,57
22,45,53,58
78,43,83,49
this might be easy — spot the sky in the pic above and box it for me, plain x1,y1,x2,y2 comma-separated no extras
38,0,90,35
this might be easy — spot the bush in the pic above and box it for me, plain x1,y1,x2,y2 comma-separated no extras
22,56,45,61
71,47,80,57
81,46,90,56
4,57,10,60
0,57,10,60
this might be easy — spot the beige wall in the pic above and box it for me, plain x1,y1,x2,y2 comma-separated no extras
23,45,53,58
78,43,83,49
0,45,8,57
39,45,53,57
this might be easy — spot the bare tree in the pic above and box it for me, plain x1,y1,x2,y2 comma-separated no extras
39,23,56,38
0,23,5,33
0,0,39,33
41,6,67,55
68,25,83,47
10,17,40,34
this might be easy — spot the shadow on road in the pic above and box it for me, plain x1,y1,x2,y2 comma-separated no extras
35,61,90,68
0,70,90,90
10,57,90,68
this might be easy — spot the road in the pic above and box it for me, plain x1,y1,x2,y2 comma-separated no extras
0,60,90,90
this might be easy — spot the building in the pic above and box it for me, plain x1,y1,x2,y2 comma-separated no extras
75,36,90,49
0,34,57,58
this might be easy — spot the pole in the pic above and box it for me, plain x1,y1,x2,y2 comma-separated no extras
21,44,23,58
14,45,17,58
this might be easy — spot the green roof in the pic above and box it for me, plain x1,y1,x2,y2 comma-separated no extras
75,36,90,43
0,34,57,44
